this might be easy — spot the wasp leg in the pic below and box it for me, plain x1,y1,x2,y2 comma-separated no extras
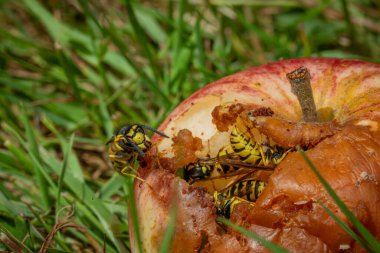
108,153,132,160
120,169,145,182
256,144,269,167
125,137,145,157
120,158,145,183
226,196,255,217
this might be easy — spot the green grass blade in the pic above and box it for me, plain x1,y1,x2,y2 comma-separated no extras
217,217,289,253
0,191,33,218
194,17,206,73
99,174,125,200
134,5,168,44
2,142,33,174
173,0,186,59
340,0,357,49
20,104,39,160
56,133,75,215
159,204,177,253
124,178,143,253
319,202,372,252
28,151,57,192
19,107,52,209
56,49,82,101
22,0,88,47
170,48,192,94
209,0,299,6
3,123,53,193
97,92,114,138
76,0,104,35
124,0,160,81
105,22,171,109
299,149,380,252
22,0,134,77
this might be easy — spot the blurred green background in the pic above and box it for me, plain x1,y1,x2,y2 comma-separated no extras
0,0,379,252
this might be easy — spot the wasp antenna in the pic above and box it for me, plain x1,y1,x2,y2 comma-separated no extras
116,125,130,135
141,125,169,138
126,138,145,157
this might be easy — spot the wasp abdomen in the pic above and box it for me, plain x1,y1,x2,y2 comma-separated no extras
213,179,266,217
183,162,213,183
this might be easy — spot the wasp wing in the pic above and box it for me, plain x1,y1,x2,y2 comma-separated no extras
198,156,275,171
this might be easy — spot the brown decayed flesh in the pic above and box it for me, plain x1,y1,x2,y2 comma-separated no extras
211,104,274,133
230,203,333,253
172,129,203,168
251,124,380,251
131,169,252,253
211,103,244,132
142,129,203,175
130,169,337,253
249,115,341,148
246,107,274,118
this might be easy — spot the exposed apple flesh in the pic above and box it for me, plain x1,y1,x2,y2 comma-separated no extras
130,58,380,253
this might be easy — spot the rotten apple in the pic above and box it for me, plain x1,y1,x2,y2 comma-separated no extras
129,58,380,253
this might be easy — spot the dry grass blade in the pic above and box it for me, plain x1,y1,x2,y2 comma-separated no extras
38,206,87,253
0,224,33,253
0,232,25,253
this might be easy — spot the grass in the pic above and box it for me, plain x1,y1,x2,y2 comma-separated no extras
298,149,380,253
0,0,379,252
218,217,289,253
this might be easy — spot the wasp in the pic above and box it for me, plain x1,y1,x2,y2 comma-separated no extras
184,134,284,183
183,162,213,184
213,179,266,217
229,125,289,167
183,147,238,184
220,179,266,202
183,151,276,184
183,125,289,184
107,124,168,176
213,194,252,218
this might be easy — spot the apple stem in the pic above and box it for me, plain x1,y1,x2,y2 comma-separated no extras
286,66,318,122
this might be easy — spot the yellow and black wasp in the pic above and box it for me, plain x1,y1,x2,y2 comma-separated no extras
183,147,239,184
107,124,168,176
213,194,251,218
229,125,289,167
180,120,282,217
213,179,266,217
183,162,213,184
183,125,290,184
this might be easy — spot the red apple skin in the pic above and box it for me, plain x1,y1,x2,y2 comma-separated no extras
130,58,380,253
